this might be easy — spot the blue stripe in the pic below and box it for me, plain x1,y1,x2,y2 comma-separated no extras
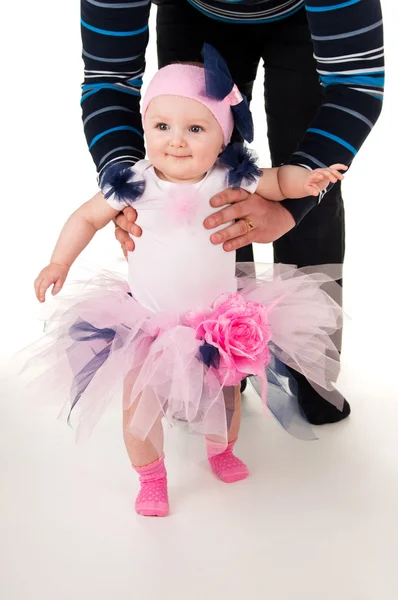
81,83,140,96
306,0,361,12
128,77,143,87
320,74,385,87
186,0,304,24
350,88,384,100
308,128,357,155
89,126,144,149
81,19,148,37
81,89,100,104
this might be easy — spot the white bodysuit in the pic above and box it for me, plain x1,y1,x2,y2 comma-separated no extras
107,160,258,314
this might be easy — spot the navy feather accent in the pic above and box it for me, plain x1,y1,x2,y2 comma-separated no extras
199,342,220,369
202,43,234,101
231,99,254,144
100,162,145,205
67,319,117,422
201,44,254,143
69,319,116,343
218,143,262,189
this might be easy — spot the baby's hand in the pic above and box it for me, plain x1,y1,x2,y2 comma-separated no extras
304,164,348,197
34,263,69,303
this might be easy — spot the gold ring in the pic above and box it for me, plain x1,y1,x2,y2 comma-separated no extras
242,218,254,232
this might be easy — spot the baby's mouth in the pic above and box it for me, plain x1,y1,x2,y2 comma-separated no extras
167,154,191,159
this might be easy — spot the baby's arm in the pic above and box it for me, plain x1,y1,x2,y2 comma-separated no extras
34,193,120,302
254,164,347,201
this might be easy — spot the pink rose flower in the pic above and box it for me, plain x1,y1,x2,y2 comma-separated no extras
187,293,271,385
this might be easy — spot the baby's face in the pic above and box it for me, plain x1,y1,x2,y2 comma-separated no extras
144,95,224,183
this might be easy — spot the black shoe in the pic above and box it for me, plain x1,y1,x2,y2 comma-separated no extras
240,377,247,394
295,373,351,425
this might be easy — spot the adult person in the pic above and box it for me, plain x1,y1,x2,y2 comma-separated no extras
80,0,384,424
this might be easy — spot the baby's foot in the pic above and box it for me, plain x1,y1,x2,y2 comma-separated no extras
135,477,169,517
206,439,249,483
133,456,169,517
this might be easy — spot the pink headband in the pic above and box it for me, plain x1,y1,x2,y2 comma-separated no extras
142,64,243,146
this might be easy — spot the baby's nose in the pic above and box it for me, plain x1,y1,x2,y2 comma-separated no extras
169,131,186,147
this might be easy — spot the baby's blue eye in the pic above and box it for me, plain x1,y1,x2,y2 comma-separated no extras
189,125,203,133
156,123,169,131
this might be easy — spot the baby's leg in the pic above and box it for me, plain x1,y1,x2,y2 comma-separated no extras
123,372,169,517
206,385,249,483
123,399,164,467
226,384,242,443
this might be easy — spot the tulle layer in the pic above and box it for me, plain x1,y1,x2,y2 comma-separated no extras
14,264,344,447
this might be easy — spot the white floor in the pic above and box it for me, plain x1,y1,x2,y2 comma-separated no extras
1,331,397,600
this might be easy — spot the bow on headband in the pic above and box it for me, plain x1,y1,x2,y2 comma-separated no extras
202,43,254,144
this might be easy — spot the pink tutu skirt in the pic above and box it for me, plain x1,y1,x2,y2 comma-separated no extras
16,264,344,447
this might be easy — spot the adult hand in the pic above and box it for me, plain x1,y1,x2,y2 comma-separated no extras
114,206,142,258
204,189,295,251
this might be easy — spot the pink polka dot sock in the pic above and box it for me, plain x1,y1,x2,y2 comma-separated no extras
133,456,169,517
206,438,249,483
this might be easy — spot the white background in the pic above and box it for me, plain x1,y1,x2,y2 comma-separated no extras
1,2,397,599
